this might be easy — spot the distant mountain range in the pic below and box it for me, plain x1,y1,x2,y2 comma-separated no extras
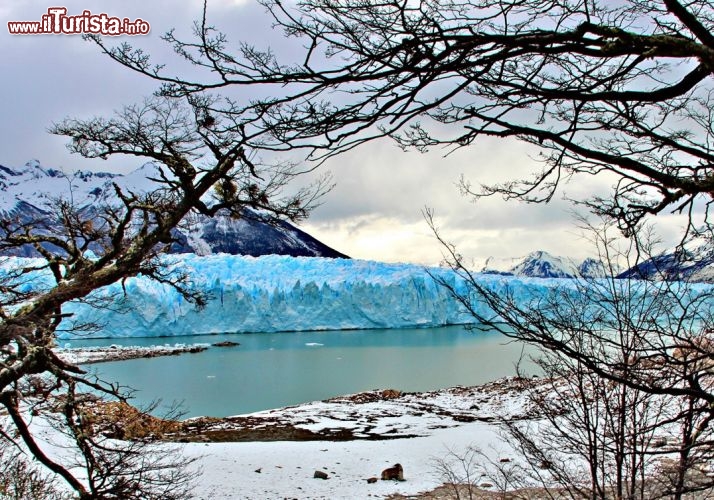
616,244,714,283
480,250,608,279
481,247,714,283
0,161,347,259
3,161,712,282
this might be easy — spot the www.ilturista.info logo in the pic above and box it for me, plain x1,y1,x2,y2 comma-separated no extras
8,7,150,36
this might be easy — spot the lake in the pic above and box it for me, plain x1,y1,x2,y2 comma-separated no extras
68,325,534,418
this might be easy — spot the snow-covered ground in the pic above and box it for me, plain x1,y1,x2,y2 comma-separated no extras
179,379,533,499
17,378,532,499
185,423,510,499
18,375,704,499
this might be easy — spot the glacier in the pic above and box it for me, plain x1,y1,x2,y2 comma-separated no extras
2,254,569,339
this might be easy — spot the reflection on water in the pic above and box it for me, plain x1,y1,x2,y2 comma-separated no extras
70,325,534,417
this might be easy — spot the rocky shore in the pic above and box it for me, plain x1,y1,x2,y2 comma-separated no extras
54,344,210,364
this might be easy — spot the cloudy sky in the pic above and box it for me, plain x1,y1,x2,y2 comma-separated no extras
1,1,687,266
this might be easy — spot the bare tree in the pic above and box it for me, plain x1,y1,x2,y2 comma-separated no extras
426,216,714,497
94,0,714,241
39,0,714,495
503,349,672,499
0,426,73,500
434,445,527,499
0,94,327,497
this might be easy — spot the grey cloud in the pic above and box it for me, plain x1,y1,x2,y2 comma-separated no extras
0,0,277,172
1,1,691,263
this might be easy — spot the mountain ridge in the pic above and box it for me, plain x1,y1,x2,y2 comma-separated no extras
480,250,607,279
0,160,347,259
482,247,714,283
616,244,714,283
5,161,712,281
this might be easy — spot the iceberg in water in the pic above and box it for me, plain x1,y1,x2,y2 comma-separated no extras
3,254,568,339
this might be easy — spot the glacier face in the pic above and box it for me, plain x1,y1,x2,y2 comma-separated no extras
33,254,563,339
6,254,712,340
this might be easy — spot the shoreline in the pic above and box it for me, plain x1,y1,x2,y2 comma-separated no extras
55,343,540,443
77,376,539,498
177,377,537,499
83,376,540,443
54,343,212,364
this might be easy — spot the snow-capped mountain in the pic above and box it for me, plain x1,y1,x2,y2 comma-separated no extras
481,250,607,279
484,246,714,283
577,257,608,279
0,160,117,212
0,161,347,259
509,251,579,278
617,244,714,283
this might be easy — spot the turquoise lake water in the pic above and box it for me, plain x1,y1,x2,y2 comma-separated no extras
68,326,533,418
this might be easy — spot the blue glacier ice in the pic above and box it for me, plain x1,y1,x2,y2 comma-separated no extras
2,254,579,339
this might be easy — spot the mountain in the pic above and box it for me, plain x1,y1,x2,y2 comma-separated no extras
0,161,347,259
578,257,608,279
481,250,607,279
509,251,579,279
484,246,714,283
617,244,714,283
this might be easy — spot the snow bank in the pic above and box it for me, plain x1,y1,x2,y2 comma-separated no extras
184,423,510,499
